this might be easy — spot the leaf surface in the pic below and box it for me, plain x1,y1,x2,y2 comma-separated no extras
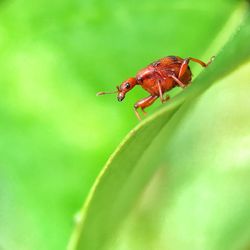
69,3,250,250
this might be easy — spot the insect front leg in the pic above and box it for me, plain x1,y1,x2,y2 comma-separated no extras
134,95,158,120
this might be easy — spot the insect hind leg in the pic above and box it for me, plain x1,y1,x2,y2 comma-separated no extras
178,56,215,79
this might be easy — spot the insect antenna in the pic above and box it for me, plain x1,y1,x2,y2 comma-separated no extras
96,90,118,96
96,86,119,96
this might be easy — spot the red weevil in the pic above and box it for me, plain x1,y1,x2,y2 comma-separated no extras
97,55,214,120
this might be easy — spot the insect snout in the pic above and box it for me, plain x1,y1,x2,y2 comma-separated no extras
117,92,125,102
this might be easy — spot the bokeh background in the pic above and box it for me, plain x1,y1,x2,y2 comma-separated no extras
0,0,240,249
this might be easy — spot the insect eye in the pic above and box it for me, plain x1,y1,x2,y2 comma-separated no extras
125,82,130,89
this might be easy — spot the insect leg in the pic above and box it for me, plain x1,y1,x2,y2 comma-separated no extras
134,95,158,120
157,80,170,103
189,56,215,67
178,56,215,78
157,80,163,102
169,74,186,88
178,58,190,79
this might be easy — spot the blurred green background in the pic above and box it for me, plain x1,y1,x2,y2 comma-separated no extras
0,0,241,249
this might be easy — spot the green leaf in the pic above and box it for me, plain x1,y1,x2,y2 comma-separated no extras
0,0,248,249
69,3,250,250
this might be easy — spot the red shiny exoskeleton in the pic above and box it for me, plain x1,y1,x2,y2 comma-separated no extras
97,55,214,120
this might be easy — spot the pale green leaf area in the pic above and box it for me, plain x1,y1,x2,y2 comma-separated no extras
69,3,250,250
111,61,250,250
0,0,247,249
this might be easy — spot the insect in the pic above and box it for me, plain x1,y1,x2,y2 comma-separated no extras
97,55,214,120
